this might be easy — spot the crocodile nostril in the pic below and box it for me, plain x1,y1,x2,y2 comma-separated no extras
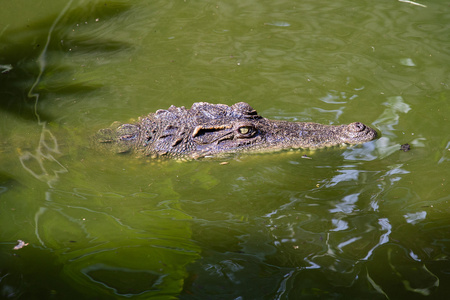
350,122,365,132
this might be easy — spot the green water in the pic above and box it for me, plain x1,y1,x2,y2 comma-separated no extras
1,0,449,299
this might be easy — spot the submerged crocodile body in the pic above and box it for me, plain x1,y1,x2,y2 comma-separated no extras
96,102,377,159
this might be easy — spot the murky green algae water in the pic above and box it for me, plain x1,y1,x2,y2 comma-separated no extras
1,0,449,299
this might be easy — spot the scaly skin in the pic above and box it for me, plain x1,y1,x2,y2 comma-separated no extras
95,102,377,159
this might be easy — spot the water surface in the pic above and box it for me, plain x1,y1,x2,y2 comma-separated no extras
1,0,449,299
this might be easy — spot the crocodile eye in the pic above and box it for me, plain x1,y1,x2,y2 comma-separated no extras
237,125,255,138
239,127,249,134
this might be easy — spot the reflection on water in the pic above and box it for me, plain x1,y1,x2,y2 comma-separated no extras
83,264,163,296
19,126,67,188
404,211,427,224
373,96,412,158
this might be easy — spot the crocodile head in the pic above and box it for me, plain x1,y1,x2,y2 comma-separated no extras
95,102,377,159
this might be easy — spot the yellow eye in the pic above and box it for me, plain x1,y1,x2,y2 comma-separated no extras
237,126,255,137
239,127,250,134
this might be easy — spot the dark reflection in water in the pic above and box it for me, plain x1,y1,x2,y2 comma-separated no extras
0,1,133,122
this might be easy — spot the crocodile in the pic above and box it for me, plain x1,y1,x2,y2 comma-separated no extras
95,102,377,159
